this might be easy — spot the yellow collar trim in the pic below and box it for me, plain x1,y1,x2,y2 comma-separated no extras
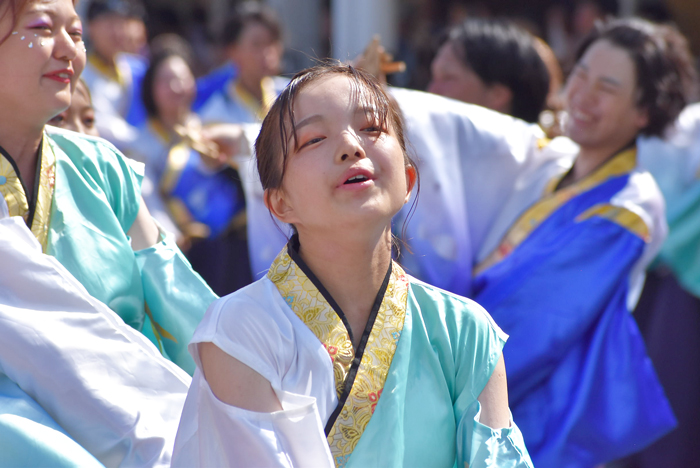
148,118,173,145
88,53,124,85
230,76,276,121
475,147,637,274
0,137,56,252
267,245,409,467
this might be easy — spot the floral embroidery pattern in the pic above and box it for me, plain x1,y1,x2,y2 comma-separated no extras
268,247,409,467
0,136,56,251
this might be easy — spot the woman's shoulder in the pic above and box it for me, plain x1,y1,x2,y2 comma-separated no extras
191,276,313,389
406,275,508,342
46,126,144,178
193,277,297,346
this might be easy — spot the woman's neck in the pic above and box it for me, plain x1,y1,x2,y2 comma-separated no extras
237,75,264,103
296,226,393,348
561,140,633,189
158,108,191,136
0,118,44,179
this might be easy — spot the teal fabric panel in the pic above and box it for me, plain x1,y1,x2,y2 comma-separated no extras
0,374,103,468
135,235,218,375
346,279,519,468
46,130,145,330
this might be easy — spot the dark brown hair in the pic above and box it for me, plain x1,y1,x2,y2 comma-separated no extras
255,62,419,237
220,1,282,47
575,18,697,137
441,18,551,123
141,34,195,119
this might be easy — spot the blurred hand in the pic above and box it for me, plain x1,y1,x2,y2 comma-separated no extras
175,123,246,170
352,35,405,85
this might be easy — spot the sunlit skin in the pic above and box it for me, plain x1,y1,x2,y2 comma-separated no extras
563,39,648,184
88,13,144,64
200,74,512,431
428,41,512,114
0,0,86,192
267,76,415,343
152,55,196,131
0,0,158,250
48,79,98,136
226,21,283,103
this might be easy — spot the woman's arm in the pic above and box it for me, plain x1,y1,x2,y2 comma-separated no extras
476,352,511,429
199,341,282,412
127,198,161,251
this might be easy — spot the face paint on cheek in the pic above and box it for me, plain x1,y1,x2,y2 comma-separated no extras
28,42,33,48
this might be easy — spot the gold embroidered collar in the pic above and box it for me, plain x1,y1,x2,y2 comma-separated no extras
0,136,56,251
230,76,277,121
475,147,637,274
267,237,409,467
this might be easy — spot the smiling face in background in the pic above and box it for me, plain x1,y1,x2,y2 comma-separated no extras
0,0,86,128
428,42,491,107
266,74,414,238
152,55,196,122
48,79,98,136
228,21,282,85
564,39,648,152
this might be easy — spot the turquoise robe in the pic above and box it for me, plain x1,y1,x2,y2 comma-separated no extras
1,127,216,466
173,239,533,467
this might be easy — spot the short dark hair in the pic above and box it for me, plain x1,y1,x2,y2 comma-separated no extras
141,34,195,119
220,1,282,47
575,18,697,137
442,18,551,123
87,0,146,23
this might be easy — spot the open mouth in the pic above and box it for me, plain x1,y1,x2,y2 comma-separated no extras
344,175,370,184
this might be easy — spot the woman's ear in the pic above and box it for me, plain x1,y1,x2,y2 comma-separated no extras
404,165,417,203
264,188,296,224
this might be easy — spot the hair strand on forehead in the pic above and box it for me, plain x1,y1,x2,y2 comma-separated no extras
254,61,421,244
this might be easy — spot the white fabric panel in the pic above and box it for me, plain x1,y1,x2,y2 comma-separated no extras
172,277,337,466
0,209,191,467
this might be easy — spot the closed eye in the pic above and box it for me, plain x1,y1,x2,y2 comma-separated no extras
299,136,324,149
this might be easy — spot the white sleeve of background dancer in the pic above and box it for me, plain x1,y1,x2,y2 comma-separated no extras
0,203,191,468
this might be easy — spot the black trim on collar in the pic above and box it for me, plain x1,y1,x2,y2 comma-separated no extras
555,140,637,192
285,234,393,435
0,138,42,228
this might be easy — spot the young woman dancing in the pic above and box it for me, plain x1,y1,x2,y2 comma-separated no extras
173,64,533,467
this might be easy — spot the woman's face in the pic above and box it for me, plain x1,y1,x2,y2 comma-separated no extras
266,74,415,237
227,21,282,83
428,42,490,105
48,80,98,136
0,0,86,127
428,41,511,114
564,39,649,151
153,55,196,121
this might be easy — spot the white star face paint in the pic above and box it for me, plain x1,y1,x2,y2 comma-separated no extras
28,42,33,48
20,36,25,40
11,32,18,35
